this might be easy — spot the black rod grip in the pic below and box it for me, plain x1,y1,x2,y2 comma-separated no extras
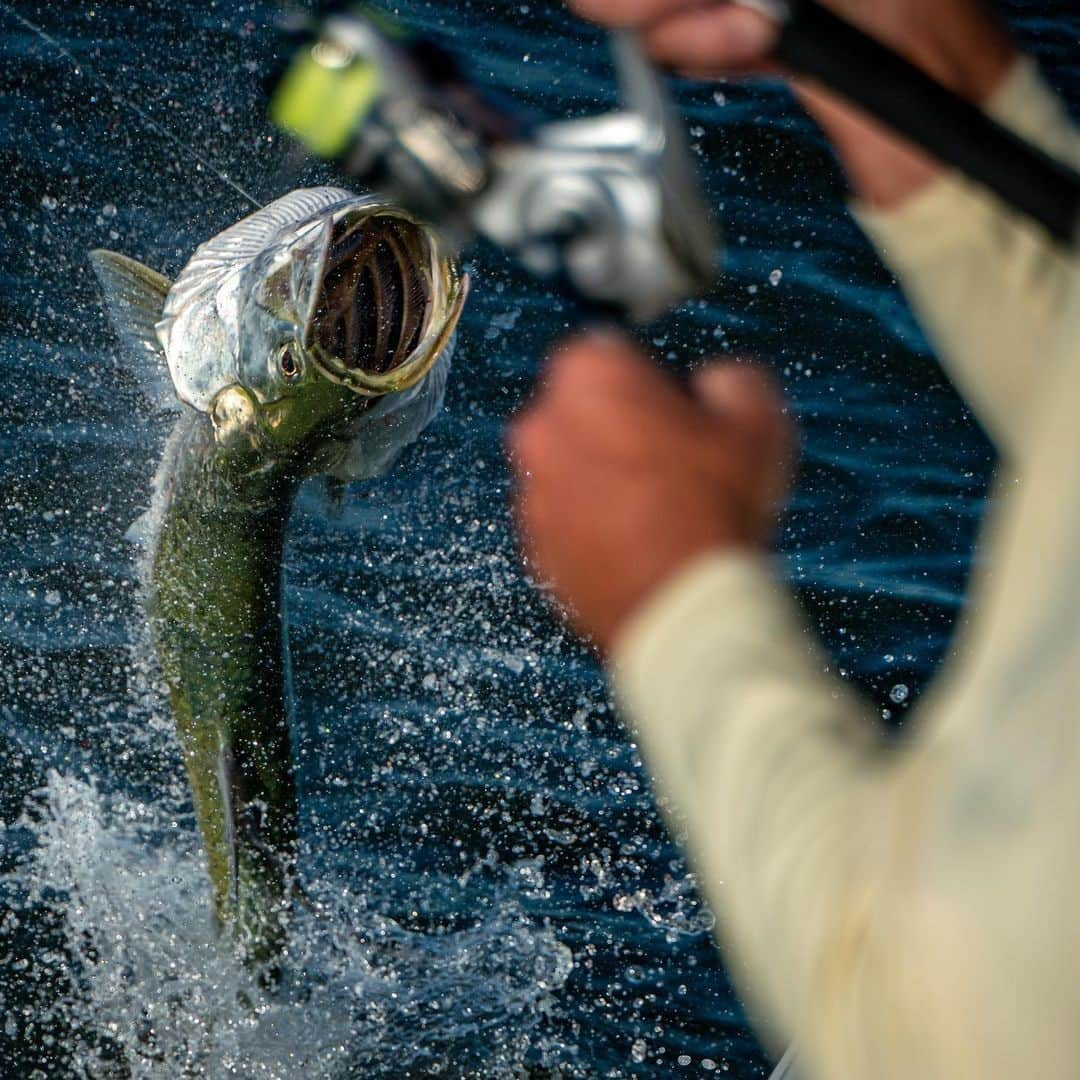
774,0,1080,245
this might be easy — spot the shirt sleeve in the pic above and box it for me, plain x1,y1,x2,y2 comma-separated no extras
852,57,1079,458
609,551,897,1054
606,57,1080,1078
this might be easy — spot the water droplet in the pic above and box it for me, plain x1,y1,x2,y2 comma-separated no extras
712,90,726,106
44,590,61,607
41,194,57,211
631,1039,648,1063
889,683,910,704
102,202,117,218
768,268,783,286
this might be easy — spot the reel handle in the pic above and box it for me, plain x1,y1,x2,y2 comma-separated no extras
772,0,1080,246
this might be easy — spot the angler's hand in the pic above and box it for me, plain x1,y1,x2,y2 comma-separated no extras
507,333,793,653
569,0,1017,210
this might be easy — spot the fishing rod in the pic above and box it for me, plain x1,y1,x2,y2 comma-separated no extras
268,6,719,323
269,1,1080,329
761,0,1080,247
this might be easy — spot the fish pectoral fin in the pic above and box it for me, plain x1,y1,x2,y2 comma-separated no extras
89,249,178,413
215,739,241,911
123,509,154,549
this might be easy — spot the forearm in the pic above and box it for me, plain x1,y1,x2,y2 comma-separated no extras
610,552,895,1049
793,0,1016,212
851,57,1080,456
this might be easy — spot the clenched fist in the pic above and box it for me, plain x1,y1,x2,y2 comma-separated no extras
507,333,793,652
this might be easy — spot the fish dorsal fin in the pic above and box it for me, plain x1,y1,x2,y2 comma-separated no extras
89,249,178,412
180,187,355,276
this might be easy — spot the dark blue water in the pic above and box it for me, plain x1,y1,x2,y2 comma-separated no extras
1,1,1077,1076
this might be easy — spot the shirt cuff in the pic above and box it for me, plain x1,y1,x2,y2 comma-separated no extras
851,57,1072,269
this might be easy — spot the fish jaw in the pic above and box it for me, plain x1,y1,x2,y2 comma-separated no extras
207,205,466,472
301,205,468,397
235,203,466,402
158,188,359,413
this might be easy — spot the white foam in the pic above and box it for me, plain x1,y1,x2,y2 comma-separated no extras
12,769,574,1078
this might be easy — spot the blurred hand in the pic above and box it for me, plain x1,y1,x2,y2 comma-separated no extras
569,0,1017,208
507,333,793,653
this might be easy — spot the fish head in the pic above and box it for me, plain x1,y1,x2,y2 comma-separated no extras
160,191,467,473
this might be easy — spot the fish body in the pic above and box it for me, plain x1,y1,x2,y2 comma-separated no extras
92,188,466,971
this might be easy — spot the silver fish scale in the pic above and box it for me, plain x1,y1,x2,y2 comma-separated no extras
157,187,361,411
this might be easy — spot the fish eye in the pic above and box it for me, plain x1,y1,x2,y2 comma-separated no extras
278,345,302,382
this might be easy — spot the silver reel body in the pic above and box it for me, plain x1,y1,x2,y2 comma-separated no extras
475,33,717,321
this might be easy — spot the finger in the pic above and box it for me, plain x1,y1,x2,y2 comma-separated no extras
511,481,541,568
643,5,777,73
508,426,551,559
509,359,656,481
546,330,647,384
546,341,704,465
510,441,576,584
691,361,794,504
567,0,703,31
692,362,791,462
516,330,639,425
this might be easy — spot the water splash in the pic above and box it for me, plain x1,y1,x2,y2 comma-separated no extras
9,770,574,1078
612,872,716,942
0,3,263,212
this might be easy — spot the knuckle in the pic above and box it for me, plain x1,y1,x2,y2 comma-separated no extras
548,333,655,406
545,340,587,384
694,360,788,422
508,406,561,473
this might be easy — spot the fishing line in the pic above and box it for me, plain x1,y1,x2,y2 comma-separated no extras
0,3,264,210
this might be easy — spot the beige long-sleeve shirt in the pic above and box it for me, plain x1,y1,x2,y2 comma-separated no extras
610,59,1080,1080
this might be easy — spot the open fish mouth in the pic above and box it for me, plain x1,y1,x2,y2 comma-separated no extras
306,208,467,397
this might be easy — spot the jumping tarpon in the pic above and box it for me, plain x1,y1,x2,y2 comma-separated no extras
91,187,467,973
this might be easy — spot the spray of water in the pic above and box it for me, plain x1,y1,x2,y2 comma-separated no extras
0,411,576,1077
7,705,575,1078
0,3,264,212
